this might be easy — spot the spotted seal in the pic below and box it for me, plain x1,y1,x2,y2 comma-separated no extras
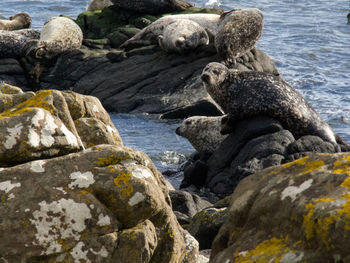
215,8,264,65
110,0,194,15
26,17,83,59
87,0,113,11
201,62,339,144
0,12,31,31
120,13,221,52
176,116,228,153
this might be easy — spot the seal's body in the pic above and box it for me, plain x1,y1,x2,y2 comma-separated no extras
201,62,337,144
0,12,31,31
120,14,221,52
110,0,194,15
215,8,264,65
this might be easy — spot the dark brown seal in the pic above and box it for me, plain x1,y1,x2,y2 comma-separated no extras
110,0,194,15
201,62,340,144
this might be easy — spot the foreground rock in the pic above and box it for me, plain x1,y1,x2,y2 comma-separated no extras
210,152,350,262
0,144,198,262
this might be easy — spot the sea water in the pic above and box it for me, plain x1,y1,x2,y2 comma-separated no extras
1,0,349,185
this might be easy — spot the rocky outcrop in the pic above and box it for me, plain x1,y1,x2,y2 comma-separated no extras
0,6,278,118
0,83,199,262
210,152,350,262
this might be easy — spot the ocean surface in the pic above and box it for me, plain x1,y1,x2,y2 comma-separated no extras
1,0,349,186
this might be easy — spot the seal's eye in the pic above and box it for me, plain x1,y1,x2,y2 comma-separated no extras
213,69,220,75
185,120,191,125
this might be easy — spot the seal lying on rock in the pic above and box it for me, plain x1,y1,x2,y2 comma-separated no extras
215,8,264,65
176,116,228,153
87,0,113,11
201,62,340,144
25,17,83,59
0,12,31,31
120,13,221,52
158,19,209,53
111,0,194,15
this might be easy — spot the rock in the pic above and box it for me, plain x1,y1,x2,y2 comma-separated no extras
187,207,228,250
74,117,122,148
87,0,113,11
170,190,212,219
210,152,350,262
0,144,199,262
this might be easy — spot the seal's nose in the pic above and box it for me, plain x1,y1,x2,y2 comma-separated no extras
175,127,181,135
201,73,210,83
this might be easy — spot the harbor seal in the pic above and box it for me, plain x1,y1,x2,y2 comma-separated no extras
158,19,209,53
201,62,339,144
25,17,83,59
87,0,113,11
176,116,228,153
110,0,194,15
215,8,264,65
0,12,31,31
120,13,221,52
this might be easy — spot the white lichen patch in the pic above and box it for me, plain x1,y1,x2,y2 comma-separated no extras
30,198,92,255
92,105,99,113
120,159,137,166
0,180,21,193
71,242,90,263
132,167,155,183
128,192,145,206
41,113,58,147
7,193,15,200
54,187,67,194
4,123,23,149
60,125,79,147
68,171,95,189
97,213,111,226
106,125,117,134
28,128,40,147
25,208,30,212
281,179,313,202
30,160,45,173
280,252,304,263
90,246,109,258
31,108,45,127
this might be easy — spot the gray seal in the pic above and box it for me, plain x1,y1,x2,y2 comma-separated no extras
110,0,194,15
120,13,221,51
215,8,264,65
201,62,339,144
176,116,227,153
158,19,209,53
0,12,31,31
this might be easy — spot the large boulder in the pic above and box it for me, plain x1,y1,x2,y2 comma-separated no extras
210,153,350,262
0,142,198,262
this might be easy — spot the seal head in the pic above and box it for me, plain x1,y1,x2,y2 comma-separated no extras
0,12,31,31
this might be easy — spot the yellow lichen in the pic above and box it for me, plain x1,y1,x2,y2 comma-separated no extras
113,171,133,198
302,178,350,249
269,156,325,177
333,156,350,174
95,154,130,166
0,90,53,119
234,237,292,263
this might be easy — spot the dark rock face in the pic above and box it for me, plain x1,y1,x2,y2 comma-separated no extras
181,116,344,200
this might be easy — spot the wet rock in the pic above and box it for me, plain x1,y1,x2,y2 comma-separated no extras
210,153,350,262
0,144,198,262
